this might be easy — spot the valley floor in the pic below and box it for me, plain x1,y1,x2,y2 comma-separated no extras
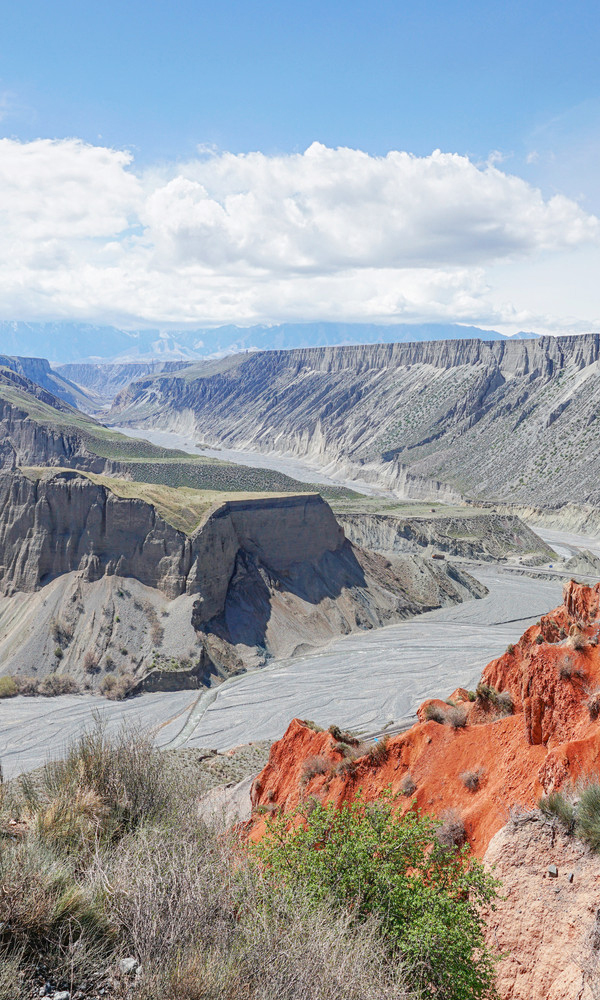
4,425,600,781
0,568,562,778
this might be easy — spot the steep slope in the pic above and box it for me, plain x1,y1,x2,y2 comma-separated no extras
249,578,600,853
56,360,194,408
0,469,483,685
247,579,600,999
111,334,600,507
0,355,96,410
0,367,358,501
0,367,186,473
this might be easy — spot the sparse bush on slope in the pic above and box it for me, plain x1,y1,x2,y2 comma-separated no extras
1,723,499,1000
254,790,500,1000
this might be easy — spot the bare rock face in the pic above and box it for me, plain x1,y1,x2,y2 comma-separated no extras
0,391,114,474
339,511,554,564
110,333,600,506
0,469,483,682
56,360,195,407
484,814,600,1000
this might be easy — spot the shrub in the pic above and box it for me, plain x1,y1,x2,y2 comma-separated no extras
448,706,468,729
461,769,485,792
436,809,467,849
399,773,416,797
558,657,585,681
588,692,600,720
13,676,39,696
54,646,63,660
539,791,575,831
0,838,109,971
83,651,99,674
367,736,389,763
569,630,587,650
328,724,359,746
37,674,79,696
506,644,515,655
576,783,600,851
476,684,513,716
254,792,498,1000
0,676,18,698
476,682,498,706
50,619,73,646
300,756,329,786
424,703,447,723
108,826,409,1000
99,674,117,695
467,690,476,702
39,721,176,844
100,672,134,700
496,691,514,715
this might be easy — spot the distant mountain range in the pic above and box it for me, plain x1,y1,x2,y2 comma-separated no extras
0,321,539,365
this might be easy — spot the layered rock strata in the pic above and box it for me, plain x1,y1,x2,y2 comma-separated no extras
0,469,483,682
110,334,600,506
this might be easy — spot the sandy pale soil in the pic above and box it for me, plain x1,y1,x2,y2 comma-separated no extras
0,569,563,777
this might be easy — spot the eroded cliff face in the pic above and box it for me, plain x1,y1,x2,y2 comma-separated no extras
0,379,115,474
56,360,195,408
483,815,600,1000
249,579,600,853
339,511,554,564
0,471,344,605
110,334,600,506
247,579,600,999
0,470,483,683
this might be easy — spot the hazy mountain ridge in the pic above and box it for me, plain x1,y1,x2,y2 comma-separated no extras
0,320,538,365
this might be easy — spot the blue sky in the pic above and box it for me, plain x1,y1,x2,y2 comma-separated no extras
0,0,599,333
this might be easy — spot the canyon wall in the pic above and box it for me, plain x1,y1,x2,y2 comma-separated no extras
110,334,600,506
0,469,483,681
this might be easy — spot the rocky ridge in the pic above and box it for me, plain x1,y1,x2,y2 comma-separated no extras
110,333,600,507
338,510,554,564
0,355,94,410
247,578,600,999
0,469,484,685
56,359,195,409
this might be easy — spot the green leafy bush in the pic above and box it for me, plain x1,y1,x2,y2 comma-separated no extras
576,783,600,851
0,676,18,698
254,791,499,1000
539,791,575,832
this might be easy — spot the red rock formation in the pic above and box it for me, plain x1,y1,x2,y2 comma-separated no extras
248,580,600,1000
250,579,600,857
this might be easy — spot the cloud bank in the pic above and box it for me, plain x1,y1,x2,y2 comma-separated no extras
0,138,598,331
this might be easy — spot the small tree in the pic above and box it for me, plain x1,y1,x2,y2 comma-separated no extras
253,790,499,1000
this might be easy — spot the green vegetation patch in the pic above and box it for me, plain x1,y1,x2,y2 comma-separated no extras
22,466,309,535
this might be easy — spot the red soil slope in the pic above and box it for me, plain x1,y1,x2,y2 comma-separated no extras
250,580,600,856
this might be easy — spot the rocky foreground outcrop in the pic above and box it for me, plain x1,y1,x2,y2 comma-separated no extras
248,579,600,1000
0,469,483,684
110,333,600,506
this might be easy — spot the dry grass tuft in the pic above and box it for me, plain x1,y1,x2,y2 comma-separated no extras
460,768,485,792
436,810,467,849
299,756,330,787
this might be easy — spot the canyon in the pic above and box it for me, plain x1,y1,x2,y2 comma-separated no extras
110,333,600,508
3,335,600,999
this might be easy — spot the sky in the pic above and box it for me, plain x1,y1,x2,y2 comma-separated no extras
0,0,599,334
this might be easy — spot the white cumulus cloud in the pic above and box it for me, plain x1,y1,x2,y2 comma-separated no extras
0,137,597,331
